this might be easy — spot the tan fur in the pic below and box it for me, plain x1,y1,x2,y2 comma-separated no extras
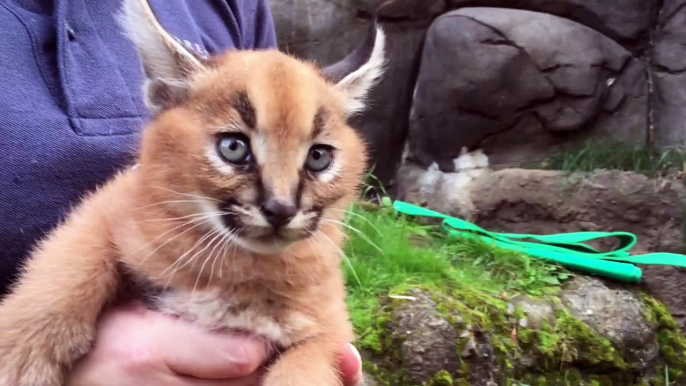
0,1,386,384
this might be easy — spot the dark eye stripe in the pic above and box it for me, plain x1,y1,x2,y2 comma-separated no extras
295,170,306,205
232,91,256,129
311,108,326,139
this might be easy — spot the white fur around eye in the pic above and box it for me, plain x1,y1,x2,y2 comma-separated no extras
205,145,234,176
317,157,342,183
250,134,269,166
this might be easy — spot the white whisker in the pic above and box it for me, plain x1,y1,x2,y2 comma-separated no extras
131,199,203,212
170,228,222,278
134,214,214,268
313,229,362,287
222,230,241,278
217,232,232,281
152,186,222,202
321,218,386,258
303,234,321,275
207,231,230,285
328,208,384,238
160,227,220,281
137,211,224,224
217,230,237,281
190,230,227,293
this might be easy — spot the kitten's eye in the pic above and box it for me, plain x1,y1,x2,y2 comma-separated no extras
217,134,251,164
305,145,333,172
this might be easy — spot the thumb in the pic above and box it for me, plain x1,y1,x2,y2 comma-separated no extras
154,315,271,380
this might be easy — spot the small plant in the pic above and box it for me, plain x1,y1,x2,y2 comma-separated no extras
536,140,686,178
360,164,390,204
340,201,571,348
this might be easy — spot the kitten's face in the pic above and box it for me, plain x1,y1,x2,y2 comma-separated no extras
121,0,384,255
141,52,368,254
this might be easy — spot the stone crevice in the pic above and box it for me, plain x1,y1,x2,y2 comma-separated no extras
658,0,686,27
653,62,686,75
453,14,527,53
411,105,501,122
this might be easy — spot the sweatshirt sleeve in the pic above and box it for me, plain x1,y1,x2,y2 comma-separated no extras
242,0,278,50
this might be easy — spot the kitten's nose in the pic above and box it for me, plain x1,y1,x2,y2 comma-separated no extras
260,199,297,229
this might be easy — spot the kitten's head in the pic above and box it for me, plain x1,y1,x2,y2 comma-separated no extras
118,0,387,254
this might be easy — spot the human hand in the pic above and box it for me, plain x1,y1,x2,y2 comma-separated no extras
340,342,364,386
66,302,363,386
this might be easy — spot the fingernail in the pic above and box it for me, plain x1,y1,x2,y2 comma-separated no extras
349,343,362,364
349,343,363,385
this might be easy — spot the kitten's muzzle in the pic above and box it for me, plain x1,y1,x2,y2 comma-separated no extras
260,198,297,229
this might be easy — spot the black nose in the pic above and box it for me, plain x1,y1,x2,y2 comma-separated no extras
260,199,297,229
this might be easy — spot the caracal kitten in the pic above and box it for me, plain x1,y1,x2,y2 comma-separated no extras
0,0,388,385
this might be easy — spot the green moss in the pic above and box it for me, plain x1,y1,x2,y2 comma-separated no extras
457,360,470,385
640,294,686,384
361,284,686,386
357,306,392,355
516,369,586,386
535,375,548,386
363,361,410,386
555,312,627,369
390,286,628,383
427,371,453,386
451,288,635,382
344,203,686,385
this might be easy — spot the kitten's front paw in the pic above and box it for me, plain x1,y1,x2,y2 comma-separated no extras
0,323,93,386
0,358,63,386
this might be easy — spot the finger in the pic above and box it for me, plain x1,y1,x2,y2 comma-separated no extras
153,315,271,380
173,367,266,386
340,343,363,386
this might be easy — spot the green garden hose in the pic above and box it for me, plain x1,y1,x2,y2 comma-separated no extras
393,201,686,284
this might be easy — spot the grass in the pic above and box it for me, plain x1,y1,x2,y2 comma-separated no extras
339,201,570,350
535,140,686,178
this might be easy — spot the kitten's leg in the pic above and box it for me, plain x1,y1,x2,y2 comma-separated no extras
262,334,349,386
0,217,119,386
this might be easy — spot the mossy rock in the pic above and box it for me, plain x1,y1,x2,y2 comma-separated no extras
358,278,686,386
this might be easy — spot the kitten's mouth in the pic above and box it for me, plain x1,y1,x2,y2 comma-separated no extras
217,200,315,251
256,232,287,241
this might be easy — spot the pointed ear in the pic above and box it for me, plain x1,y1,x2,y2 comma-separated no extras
116,0,207,113
321,3,389,116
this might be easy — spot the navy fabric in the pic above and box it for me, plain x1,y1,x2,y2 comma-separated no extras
0,0,277,296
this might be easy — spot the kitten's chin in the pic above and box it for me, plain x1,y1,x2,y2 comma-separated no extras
233,236,295,255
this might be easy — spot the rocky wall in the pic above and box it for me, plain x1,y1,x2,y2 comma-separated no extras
268,0,684,184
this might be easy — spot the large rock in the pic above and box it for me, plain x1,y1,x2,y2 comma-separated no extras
560,277,659,368
371,282,682,385
396,162,686,336
448,0,659,47
408,8,648,170
653,0,686,148
388,290,461,384
268,0,661,183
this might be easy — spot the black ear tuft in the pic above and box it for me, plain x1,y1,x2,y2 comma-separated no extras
117,0,207,113
321,0,393,83
320,0,393,115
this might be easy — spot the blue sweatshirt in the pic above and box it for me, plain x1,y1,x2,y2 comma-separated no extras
0,0,277,296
